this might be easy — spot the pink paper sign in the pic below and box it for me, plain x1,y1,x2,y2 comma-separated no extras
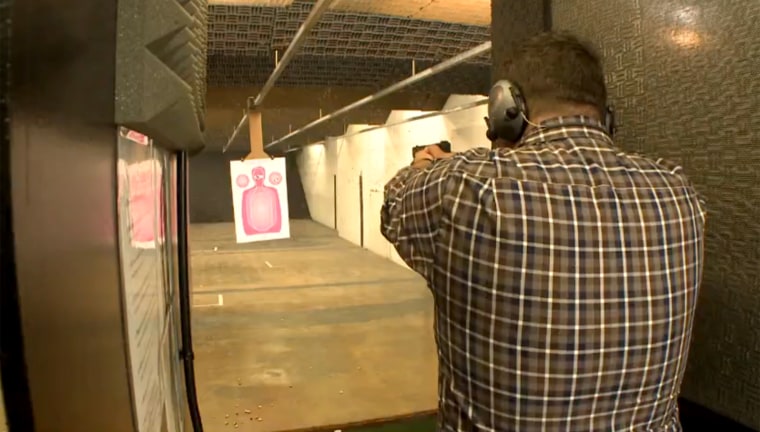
117,158,166,249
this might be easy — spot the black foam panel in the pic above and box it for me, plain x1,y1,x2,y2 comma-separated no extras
207,1,490,90
115,0,207,153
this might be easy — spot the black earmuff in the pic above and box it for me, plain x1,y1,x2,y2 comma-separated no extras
486,80,617,142
485,80,528,143
604,105,616,138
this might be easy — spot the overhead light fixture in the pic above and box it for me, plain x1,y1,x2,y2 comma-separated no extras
674,6,700,26
670,28,702,49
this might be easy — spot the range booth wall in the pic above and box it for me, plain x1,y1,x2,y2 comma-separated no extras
491,0,760,430
2,0,207,431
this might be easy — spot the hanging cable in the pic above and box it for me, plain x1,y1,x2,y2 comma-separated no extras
223,0,336,153
176,151,204,432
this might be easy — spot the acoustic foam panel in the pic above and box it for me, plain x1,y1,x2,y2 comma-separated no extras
330,0,490,26
115,0,208,153
207,1,490,91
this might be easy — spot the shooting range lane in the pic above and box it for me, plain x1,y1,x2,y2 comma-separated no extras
189,220,438,431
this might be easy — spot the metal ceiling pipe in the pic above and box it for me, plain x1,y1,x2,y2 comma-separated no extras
264,41,492,152
339,97,488,139
281,97,488,154
223,0,335,153
253,0,335,107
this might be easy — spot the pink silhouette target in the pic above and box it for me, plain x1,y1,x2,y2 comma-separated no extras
230,158,290,243
241,166,282,234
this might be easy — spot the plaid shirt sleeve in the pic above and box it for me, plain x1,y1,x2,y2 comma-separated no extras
380,159,454,281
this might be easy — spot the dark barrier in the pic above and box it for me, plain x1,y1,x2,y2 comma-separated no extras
115,0,207,154
492,0,760,428
551,1,760,428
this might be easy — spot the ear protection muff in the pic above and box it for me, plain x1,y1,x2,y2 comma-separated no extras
485,80,527,143
604,105,616,138
485,79,617,142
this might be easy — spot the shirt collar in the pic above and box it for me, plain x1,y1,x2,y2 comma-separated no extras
517,115,614,149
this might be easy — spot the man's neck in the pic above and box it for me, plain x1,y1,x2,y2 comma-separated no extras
526,104,601,133
491,105,602,149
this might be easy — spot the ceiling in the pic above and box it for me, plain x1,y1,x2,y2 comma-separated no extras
206,0,491,92
208,0,490,25
203,0,492,151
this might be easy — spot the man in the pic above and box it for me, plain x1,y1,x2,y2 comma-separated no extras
381,32,706,431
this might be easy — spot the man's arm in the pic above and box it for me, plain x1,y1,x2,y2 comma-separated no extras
380,151,454,281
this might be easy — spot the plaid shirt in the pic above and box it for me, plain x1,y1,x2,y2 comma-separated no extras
381,116,706,432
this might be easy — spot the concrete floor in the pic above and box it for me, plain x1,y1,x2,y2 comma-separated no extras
190,220,438,432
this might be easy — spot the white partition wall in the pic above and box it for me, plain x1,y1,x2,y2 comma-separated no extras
442,94,484,110
443,102,489,150
358,128,391,258
297,97,488,270
297,138,337,228
384,111,449,268
335,125,373,245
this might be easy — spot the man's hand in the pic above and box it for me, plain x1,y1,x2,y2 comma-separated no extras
411,144,453,169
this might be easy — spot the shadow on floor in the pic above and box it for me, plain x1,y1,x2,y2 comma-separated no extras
303,399,756,432
297,412,436,432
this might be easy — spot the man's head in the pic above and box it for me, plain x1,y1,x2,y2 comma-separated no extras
495,32,607,144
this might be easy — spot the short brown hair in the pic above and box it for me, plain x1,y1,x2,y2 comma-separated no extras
502,32,607,115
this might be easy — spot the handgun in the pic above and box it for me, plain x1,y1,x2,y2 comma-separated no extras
411,140,452,158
